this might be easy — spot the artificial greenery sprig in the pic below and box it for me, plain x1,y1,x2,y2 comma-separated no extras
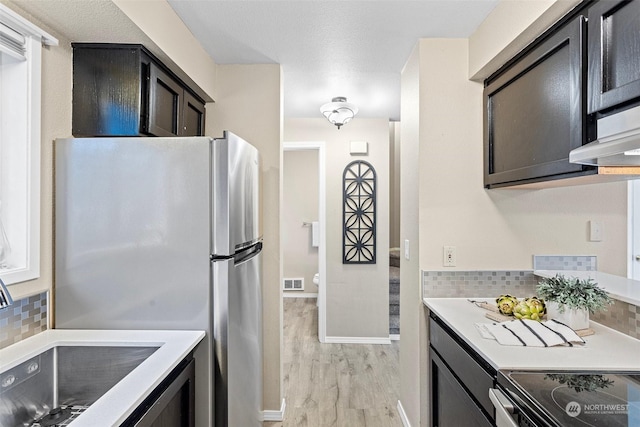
545,374,614,393
536,274,613,314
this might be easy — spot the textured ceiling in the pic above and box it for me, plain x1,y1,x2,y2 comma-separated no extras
8,0,147,44
10,0,499,122
8,0,208,102
167,0,499,121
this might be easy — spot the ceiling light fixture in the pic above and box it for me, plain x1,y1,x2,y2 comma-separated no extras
320,97,358,129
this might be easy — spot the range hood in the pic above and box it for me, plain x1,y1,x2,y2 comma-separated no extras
570,105,640,166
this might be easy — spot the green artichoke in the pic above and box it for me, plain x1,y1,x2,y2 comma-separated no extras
513,296,546,321
496,294,519,316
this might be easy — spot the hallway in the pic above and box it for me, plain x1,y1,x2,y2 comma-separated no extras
265,299,402,426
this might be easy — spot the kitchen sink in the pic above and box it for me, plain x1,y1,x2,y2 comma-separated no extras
0,345,158,426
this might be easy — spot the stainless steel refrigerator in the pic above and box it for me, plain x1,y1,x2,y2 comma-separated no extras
54,132,263,427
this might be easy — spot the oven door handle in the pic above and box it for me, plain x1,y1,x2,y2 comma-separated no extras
490,388,519,427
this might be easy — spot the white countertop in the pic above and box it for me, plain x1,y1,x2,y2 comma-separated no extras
534,270,640,306
424,298,640,371
0,329,205,426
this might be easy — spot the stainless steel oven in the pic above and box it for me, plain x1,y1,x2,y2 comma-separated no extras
493,370,640,427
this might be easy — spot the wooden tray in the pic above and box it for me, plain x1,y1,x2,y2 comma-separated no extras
472,300,595,336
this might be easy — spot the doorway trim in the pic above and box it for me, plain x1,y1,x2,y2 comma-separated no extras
629,180,640,279
283,141,327,342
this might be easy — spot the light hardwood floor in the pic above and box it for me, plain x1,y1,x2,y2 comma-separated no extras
265,298,402,427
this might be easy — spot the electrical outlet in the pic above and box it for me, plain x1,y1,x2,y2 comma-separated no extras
443,246,456,267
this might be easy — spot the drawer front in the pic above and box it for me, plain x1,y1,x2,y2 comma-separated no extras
430,317,495,416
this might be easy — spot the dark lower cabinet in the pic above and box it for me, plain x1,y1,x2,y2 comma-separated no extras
73,43,206,137
122,357,195,427
429,314,495,427
431,351,493,427
588,0,640,115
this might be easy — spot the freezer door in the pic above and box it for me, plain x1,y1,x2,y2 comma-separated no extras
212,131,260,255
54,137,214,426
55,137,212,330
212,244,262,427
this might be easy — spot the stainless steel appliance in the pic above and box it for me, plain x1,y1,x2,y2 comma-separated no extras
54,132,263,427
570,104,640,166
492,370,640,426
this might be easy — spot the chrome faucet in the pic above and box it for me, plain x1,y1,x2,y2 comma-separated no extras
0,277,13,309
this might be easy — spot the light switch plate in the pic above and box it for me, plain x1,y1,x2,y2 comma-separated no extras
404,239,410,260
589,220,603,242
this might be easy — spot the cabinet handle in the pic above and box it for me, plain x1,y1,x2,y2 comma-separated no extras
635,255,640,261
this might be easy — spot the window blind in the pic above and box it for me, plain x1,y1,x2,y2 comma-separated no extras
0,21,26,60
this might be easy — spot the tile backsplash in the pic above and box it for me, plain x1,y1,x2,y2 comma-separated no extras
533,255,597,271
422,270,539,298
422,257,640,339
0,292,48,350
591,299,640,339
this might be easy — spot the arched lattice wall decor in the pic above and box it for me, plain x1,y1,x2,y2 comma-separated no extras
343,160,376,264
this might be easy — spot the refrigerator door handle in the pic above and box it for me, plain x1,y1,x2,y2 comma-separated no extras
234,241,262,265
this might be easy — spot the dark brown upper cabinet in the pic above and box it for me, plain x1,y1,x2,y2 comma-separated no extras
484,16,594,188
72,44,206,137
588,0,640,115
182,89,206,137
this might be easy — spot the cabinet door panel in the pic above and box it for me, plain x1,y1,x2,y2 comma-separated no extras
128,358,195,427
491,45,571,173
149,63,182,137
430,351,493,427
484,16,587,187
181,91,205,136
72,47,141,136
588,0,640,114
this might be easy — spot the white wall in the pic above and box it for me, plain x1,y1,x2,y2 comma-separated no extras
284,118,390,339
0,0,73,303
283,150,319,296
400,36,629,426
209,64,283,412
469,0,580,80
2,0,286,415
399,43,422,426
389,122,401,249
420,37,628,273
113,0,217,99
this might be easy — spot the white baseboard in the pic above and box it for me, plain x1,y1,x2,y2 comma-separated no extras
389,334,400,341
262,398,286,422
324,336,392,345
283,292,318,298
397,400,411,427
